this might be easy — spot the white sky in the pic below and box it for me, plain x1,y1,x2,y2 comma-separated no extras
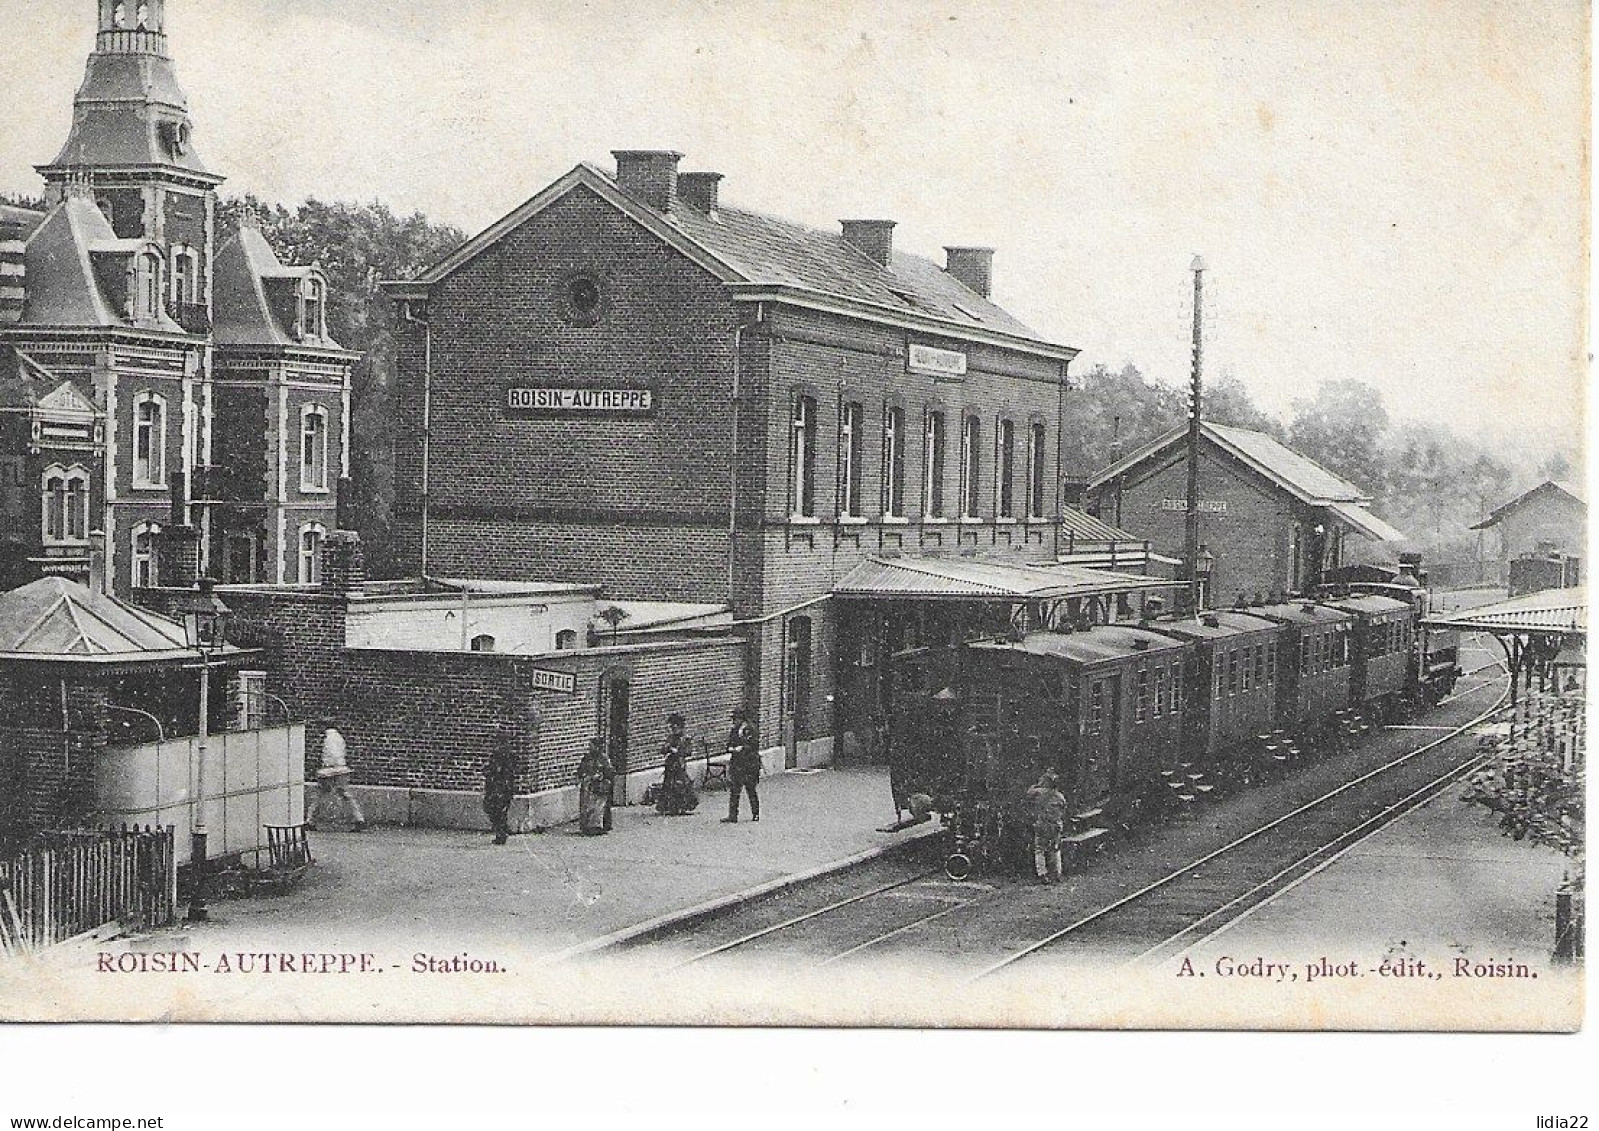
0,0,1587,461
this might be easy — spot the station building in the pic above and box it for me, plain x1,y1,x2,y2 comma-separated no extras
1470,480,1585,589
0,0,354,597
384,150,1170,784
1087,420,1405,608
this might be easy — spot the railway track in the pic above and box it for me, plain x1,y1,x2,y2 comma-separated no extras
642,672,1508,976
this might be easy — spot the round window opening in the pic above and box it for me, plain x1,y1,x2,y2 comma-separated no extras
561,274,605,325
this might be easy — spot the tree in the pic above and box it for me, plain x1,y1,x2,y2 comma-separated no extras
220,196,464,574
1288,379,1390,496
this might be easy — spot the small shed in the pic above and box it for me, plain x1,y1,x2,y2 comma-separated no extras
0,577,302,861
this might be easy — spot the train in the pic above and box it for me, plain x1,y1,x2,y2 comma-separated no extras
885,554,1464,879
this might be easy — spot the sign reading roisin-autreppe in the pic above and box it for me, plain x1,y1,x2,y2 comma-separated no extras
505,386,656,416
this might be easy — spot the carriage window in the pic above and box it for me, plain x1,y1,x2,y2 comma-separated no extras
1253,645,1265,689
1086,682,1105,736
1300,636,1311,675
1227,650,1240,695
1211,660,1222,700
1153,668,1168,718
1170,663,1184,716
1240,649,1252,693
1267,643,1277,684
1135,669,1150,723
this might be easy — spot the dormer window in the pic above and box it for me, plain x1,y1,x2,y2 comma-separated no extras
301,279,324,340
138,252,162,321
170,246,198,305
300,403,329,492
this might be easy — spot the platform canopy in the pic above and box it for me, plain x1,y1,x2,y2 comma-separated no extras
833,556,1179,602
1426,586,1587,639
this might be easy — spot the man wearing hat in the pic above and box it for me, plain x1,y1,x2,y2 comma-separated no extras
721,706,761,823
1025,769,1069,884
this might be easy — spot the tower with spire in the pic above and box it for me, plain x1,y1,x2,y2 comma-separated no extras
0,1,355,595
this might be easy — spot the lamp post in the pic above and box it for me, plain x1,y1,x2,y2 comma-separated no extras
1197,545,1215,611
180,576,230,923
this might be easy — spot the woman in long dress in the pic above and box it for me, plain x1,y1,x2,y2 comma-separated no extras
655,713,700,815
577,738,614,835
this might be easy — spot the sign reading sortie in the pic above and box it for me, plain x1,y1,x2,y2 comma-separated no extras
505,386,657,417
530,668,576,694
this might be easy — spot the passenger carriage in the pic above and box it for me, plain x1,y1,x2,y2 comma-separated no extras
1253,600,1356,743
1155,610,1283,777
1326,594,1415,719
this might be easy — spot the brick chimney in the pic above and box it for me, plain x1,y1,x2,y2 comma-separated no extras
157,526,200,589
677,172,723,217
0,219,25,325
612,150,683,212
87,529,107,594
841,220,896,267
320,530,365,595
944,246,994,298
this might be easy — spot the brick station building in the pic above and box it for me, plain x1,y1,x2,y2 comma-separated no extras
383,150,1171,777
1087,420,1406,608
0,0,354,597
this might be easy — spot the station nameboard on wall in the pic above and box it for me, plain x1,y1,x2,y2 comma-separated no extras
505,386,657,418
906,344,968,378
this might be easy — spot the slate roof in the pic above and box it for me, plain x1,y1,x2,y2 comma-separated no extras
13,195,184,333
1471,480,1587,530
392,162,1072,357
666,198,1041,339
212,222,344,350
44,46,216,180
0,577,199,661
0,203,47,238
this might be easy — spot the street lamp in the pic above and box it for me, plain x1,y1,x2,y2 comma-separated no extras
179,576,230,922
1197,545,1215,610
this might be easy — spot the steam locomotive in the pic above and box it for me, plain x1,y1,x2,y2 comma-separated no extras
885,556,1463,878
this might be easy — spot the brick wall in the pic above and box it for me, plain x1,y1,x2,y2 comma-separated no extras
0,671,107,839
1100,443,1298,606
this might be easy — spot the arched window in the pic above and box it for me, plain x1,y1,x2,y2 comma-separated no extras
1027,422,1047,519
302,278,325,340
469,634,496,653
131,521,160,588
959,414,981,518
298,521,326,585
40,465,91,545
882,405,906,517
998,418,1016,518
789,395,816,517
923,410,945,517
554,629,579,650
300,403,329,492
132,392,166,487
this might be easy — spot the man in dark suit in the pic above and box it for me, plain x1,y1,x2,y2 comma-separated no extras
721,707,761,823
482,746,515,845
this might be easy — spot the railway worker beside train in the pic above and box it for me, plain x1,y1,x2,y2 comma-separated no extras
722,707,761,823
1026,770,1069,885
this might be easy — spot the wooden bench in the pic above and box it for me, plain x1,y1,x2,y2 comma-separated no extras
262,824,313,892
698,738,731,789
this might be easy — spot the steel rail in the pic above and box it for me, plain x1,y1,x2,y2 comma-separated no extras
966,679,1510,982
671,867,943,968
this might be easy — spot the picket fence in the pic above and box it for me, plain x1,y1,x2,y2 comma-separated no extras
0,826,176,955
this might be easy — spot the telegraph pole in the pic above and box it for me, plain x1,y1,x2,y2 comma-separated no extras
1185,256,1206,613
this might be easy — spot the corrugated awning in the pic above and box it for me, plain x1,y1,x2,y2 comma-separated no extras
833,556,1180,601
1427,586,1587,636
1325,500,1406,542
